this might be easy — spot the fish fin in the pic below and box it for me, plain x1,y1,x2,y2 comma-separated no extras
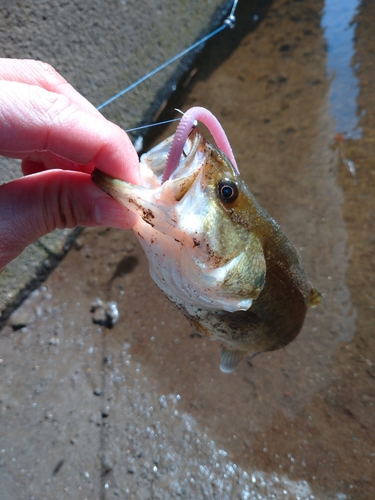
309,287,324,308
220,348,245,373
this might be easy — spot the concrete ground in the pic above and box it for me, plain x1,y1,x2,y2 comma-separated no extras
1,0,375,499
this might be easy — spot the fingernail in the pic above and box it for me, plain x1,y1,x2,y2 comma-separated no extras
94,197,137,228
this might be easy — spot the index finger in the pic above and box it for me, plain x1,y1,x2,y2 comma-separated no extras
0,81,140,185
0,58,100,117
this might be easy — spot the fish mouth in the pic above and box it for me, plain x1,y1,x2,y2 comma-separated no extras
140,127,204,187
91,128,207,227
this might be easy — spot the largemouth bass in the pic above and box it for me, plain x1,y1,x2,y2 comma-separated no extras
92,107,322,372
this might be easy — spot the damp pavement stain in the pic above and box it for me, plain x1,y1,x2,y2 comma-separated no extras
1,0,375,498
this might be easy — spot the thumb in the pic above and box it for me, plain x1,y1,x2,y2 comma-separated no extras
0,170,136,270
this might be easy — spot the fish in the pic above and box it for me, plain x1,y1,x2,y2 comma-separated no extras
92,106,322,372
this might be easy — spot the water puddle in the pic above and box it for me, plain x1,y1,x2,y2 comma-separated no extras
321,0,362,139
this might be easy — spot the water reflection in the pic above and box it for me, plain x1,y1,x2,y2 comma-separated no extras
321,0,362,138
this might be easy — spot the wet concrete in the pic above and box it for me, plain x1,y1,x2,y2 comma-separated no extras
1,0,375,498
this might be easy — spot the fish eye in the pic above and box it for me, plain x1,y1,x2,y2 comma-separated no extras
218,180,238,203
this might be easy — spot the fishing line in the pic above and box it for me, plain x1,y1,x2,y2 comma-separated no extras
96,24,227,112
96,0,238,133
125,117,181,133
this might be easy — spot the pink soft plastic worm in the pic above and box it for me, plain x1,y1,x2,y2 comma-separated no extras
162,106,238,183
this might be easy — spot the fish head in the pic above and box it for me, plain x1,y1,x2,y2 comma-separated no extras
92,127,266,314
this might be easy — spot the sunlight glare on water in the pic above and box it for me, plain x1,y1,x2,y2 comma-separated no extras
321,0,362,138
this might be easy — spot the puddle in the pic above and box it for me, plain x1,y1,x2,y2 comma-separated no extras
1,0,374,498
321,0,362,139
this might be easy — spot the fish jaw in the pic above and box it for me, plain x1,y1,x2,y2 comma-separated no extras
91,129,205,235
92,168,182,234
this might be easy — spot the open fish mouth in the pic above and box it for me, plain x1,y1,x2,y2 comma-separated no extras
139,126,203,188
92,106,238,215
160,107,238,183
91,127,205,228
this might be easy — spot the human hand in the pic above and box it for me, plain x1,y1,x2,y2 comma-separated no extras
0,58,140,271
